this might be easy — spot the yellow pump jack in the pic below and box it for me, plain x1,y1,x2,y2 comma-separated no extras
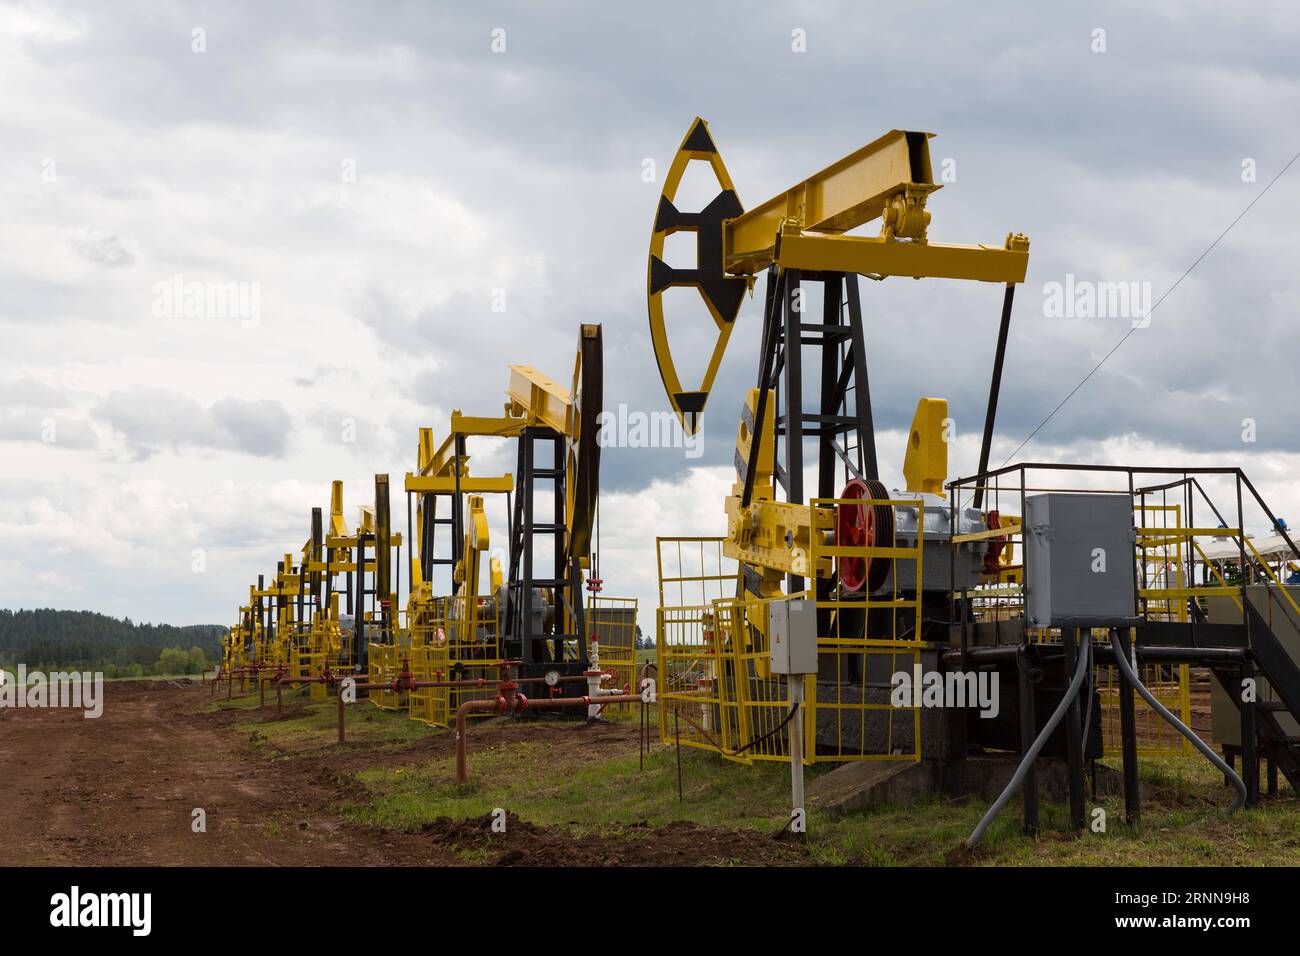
647,118,1029,608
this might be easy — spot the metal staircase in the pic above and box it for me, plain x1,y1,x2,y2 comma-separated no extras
1206,596,1300,791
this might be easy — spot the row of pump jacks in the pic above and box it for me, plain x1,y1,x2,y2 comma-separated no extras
212,324,646,780
210,115,1300,839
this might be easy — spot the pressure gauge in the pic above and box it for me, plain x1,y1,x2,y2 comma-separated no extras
544,670,561,688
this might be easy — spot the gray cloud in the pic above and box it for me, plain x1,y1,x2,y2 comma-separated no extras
4,0,1300,627
69,227,135,268
0,377,72,409
309,404,394,460
0,410,97,449
210,397,291,457
93,386,291,459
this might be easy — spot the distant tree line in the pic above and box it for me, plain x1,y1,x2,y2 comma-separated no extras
0,609,227,677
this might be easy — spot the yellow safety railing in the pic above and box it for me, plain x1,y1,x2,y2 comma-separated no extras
444,595,503,718
368,611,408,710
401,594,505,727
953,500,1199,757
587,595,640,716
806,495,925,763
408,605,451,726
655,496,927,766
1245,537,1300,620
1121,504,1193,755
657,602,734,755
656,536,738,608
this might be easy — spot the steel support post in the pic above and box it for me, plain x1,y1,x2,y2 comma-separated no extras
1017,646,1040,835
1116,628,1141,824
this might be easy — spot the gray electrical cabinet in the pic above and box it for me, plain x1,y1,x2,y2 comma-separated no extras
1024,493,1139,629
770,597,818,674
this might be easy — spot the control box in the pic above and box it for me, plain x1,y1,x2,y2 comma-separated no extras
769,597,818,674
1024,493,1138,628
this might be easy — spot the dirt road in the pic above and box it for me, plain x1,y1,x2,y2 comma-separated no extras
0,680,451,866
0,680,807,867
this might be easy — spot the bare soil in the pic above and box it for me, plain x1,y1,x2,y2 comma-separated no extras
0,681,806,867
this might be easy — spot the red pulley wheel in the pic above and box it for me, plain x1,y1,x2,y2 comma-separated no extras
836,478,895,593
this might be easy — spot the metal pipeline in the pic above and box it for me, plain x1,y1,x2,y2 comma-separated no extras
336,678,412,743
216,665,261,699
455,696,516,782
333,669,596,743
409,674,595,691
328,658,612,745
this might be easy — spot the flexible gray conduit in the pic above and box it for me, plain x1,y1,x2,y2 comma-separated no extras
1109,631,1247,812
965,633,1092,848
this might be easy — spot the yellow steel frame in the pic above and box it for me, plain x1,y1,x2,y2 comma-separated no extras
721,126,1028,281
765,231,1029,282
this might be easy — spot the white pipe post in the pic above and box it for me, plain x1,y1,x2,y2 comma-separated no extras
789,673,805,833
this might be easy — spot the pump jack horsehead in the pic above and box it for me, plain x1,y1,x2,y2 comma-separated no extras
647,118,1029,634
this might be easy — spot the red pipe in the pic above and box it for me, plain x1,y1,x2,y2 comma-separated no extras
277,673,371,686
454,692,643,783
331,667,598,744
336,679,405,743
455,695,516,782
411,675,592,690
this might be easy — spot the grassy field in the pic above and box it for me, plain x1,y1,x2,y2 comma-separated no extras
214,690,1300,866
2,668,208,683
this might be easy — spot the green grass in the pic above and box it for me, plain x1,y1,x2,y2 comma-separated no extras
213,685,437,754
105,672,206,682
345,742,1300,865
219,692,1300,866
211,689,271,712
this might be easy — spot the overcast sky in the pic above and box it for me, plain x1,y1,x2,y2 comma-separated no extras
2,0,1299,631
